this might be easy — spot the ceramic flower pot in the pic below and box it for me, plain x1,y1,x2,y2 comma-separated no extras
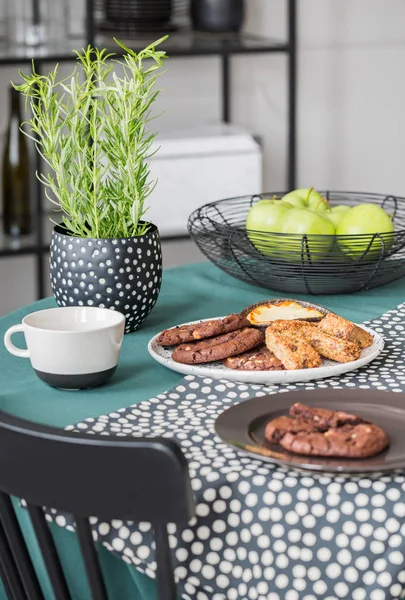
49,223,162,334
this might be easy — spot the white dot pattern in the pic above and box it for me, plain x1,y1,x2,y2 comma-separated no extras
49,227,162,333
48,304,405,598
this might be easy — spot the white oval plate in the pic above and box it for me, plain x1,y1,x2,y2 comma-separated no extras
148,318,384,384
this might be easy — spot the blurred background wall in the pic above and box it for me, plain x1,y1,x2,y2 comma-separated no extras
0,0,404,315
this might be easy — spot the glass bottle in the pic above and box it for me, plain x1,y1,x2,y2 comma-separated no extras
2,86,32,236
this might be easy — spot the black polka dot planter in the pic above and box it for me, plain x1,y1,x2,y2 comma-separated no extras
49,224,162,333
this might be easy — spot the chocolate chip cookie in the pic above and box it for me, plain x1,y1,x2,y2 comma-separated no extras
278,423,389,458
290,402,366,428
265,415,316,443
265,403,389,458
157,314,250,347
172,328,264,365
223,346,284,371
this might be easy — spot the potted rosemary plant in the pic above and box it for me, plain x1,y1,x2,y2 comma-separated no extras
15,38,166,333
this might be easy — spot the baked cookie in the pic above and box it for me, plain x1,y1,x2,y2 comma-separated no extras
317,313,373,349
265,329,322,370
264,403,389,458
172,328,264,365
267,320,362,363
157,313,250,347
290,402,366,428
279,423,389,458
223,346,284,371
265,415,316,444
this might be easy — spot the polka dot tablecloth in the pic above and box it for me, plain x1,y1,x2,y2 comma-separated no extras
54,304,405,599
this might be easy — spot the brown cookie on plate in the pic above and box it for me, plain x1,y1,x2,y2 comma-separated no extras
265,329,323,370
157,313,250,347
317,312,373,349
290,402,367,428
265,415,316,444
223,346,284,371
267,320,362,363
172,327,264,365
279,423,389,458
264,403,389,458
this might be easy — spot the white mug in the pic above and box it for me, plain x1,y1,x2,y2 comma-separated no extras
4,306,125,390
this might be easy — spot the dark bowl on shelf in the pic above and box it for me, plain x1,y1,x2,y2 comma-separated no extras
97,0,188,34
187,191,405,295
105,0,172,22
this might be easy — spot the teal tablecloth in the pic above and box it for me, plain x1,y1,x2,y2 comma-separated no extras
1,261,405,599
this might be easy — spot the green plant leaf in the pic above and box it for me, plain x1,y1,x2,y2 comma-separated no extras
14,38,168,239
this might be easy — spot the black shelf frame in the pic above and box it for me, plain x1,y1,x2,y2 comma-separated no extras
0,0,297,299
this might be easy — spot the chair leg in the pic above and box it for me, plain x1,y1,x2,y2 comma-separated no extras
0,494,43,600
154,524,177,600
27,504,71,600
0,519,27,600
0,565,17,600
76,517,108,600
0,557,18,600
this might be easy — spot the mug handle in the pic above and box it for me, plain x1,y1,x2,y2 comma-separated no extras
4,325,30,358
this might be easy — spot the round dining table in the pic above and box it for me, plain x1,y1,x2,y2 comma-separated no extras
1,261,405,600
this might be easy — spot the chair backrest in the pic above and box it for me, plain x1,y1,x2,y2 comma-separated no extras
0,410,195,600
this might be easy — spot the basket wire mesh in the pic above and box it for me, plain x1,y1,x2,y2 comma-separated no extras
187,192,405,295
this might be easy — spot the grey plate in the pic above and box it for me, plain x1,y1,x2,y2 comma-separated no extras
215,389,405,474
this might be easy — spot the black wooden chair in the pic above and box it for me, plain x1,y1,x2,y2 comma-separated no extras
0,410,195,600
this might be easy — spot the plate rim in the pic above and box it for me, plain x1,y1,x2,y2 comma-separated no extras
148,316,384,385
214,389,405,474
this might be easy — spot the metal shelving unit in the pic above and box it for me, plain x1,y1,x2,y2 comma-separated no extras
0,0,297,299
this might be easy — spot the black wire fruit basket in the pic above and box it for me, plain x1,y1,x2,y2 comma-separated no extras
187,191,405,295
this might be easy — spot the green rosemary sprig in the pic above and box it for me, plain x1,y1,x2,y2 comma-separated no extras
14,37,167,239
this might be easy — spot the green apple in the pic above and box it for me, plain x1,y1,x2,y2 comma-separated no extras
279,208,335,236
337,204,394,258
280,191,307,209
328,205,351,229
246,199,291,254
276,208,335,261
246,199,290,233
308,194,331,214
281,187,331,213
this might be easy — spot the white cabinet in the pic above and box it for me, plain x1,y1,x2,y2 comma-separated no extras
147,124,262,237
